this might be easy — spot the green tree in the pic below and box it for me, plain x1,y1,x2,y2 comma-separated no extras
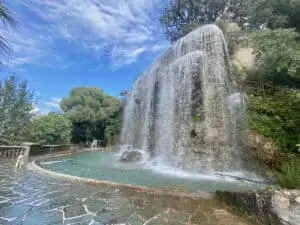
104,106,123,145
0,75,34,145
249,28,300,86
246,0,300,31
160,0,228,42
160,0,300,42
61,87,120,122
60,87,121,145
28,113,72,145
0,1,16,64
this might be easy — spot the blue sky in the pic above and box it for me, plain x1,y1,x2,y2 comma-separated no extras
0,0,169,114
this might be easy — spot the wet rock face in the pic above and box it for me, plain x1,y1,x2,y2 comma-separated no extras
120,151,142,162
216,189,300,225
121,24,247,172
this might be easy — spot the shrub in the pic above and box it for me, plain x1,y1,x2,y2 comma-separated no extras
28,113,72,145
278,158,300,189
247,89,300,153
249,28,300,87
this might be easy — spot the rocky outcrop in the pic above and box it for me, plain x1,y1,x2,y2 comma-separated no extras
120,151,142,162
232,47,255,79
242,130,291,171
216,189,300,225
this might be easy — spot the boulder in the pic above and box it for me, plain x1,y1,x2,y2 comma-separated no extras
120,151,142,162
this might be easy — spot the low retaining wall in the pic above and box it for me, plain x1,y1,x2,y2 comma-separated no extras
0,146,29,158
28,144,79,156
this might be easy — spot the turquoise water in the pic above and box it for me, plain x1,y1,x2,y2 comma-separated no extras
0,159,258,225
39,151,266,192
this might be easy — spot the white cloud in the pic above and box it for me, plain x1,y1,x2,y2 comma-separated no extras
111,46,147,68
45,97,62,108
30,104,41,115
3,0,168,68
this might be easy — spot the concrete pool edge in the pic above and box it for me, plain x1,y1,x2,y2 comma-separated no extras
30,158,214,199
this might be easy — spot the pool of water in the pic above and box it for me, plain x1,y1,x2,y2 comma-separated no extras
0,159,258,225
39,151,266,192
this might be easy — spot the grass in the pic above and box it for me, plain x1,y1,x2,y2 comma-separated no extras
277,158,300,189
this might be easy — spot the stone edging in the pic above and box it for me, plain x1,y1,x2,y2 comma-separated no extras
30,159,213,199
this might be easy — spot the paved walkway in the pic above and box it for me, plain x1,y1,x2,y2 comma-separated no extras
0,159,255,225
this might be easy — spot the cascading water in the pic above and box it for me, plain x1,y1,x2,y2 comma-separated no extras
121,24,251,173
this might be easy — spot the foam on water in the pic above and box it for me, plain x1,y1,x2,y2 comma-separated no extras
40,160,67,165
115,148,265,184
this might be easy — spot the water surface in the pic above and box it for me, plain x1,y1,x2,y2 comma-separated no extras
40,151,265,192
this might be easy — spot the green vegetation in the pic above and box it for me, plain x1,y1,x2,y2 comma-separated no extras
160,0,228,42
0,75,34,145
160,0,300,42
27,113,72,145
278,158,300,189
61,87,122,146
245,28,300,153
0,79,122,146
104,107,122,146
247,89,300,153
249,28,300,86
0,1,16,64
245,0,300,31
244,18,300,187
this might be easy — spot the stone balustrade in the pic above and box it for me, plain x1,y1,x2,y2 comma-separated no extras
0,144,79,158
0,146,29,158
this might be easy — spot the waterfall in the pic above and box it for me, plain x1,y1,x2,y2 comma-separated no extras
121,24,246,173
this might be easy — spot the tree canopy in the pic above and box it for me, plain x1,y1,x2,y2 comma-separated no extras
61,87,120,122
27,113,72,145
249,28,300,86
245,0,300,31
61,87,122,145
0,75,33,145
160,0,300,42
160,0,228,42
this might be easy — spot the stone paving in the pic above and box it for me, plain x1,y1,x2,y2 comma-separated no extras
0,159,256,225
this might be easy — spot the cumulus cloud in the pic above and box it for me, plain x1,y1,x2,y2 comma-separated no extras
45,97,62,108
30,104,41,115
3,0,168,68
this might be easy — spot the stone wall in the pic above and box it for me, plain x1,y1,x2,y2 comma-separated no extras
216,189,300,225
0,146,29,158
28,144,79,156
